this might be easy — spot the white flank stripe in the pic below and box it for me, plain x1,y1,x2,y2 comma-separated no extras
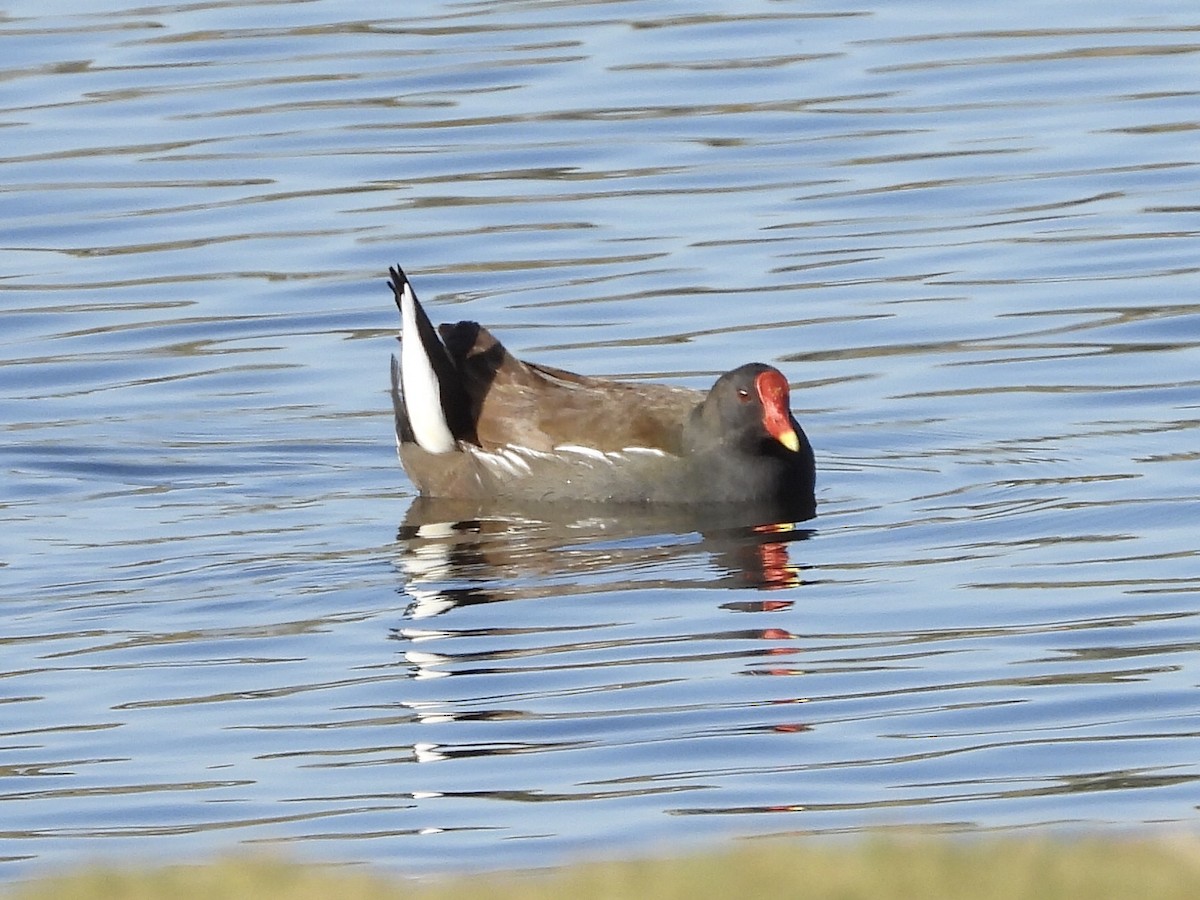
490,449,536,478
554,444,608,461
620,446,668,458
469,442,668,480
483,453,523,478
470,444,545,478
499,448,534,473
399,281,456,454
509,444,555,462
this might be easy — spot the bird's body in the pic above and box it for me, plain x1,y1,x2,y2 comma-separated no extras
388,266,815,517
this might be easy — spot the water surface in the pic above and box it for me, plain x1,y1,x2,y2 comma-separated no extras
2,0,1199,881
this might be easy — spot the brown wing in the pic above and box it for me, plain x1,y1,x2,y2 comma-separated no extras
438,321,702,454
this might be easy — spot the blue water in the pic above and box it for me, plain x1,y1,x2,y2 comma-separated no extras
2,0,1199,881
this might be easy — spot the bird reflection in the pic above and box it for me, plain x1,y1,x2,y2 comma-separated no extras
393,497,814,620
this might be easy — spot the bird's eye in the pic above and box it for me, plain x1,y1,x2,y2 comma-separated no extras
736,388,751,402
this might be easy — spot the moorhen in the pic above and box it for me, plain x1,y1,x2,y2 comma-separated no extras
388,266,815,516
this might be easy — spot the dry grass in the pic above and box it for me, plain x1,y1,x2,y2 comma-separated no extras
10,835,1200,900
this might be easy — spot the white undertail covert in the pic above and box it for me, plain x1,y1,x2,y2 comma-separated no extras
399,280,457,454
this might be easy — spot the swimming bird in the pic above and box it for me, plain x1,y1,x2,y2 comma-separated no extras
388,265,815,516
